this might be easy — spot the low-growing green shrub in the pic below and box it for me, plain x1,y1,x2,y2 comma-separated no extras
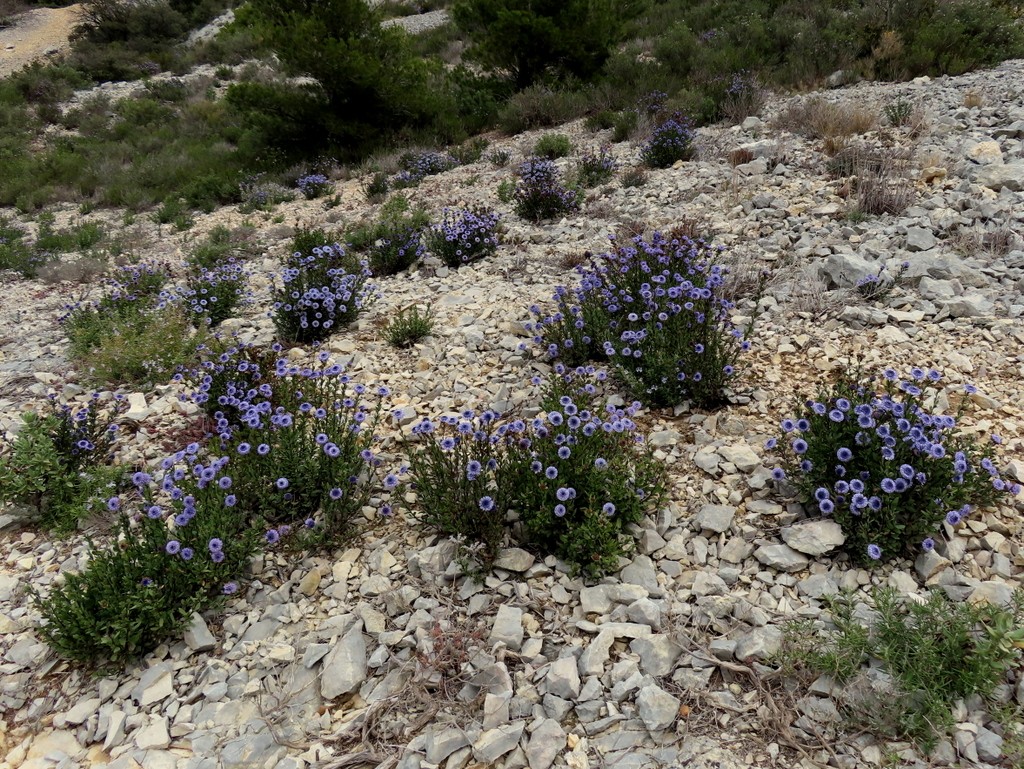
767,368,1021,564
640,112,695,168
883,98,914,127
62,262,203,385
781,588,1024,749
532,133,572,159
573,146,617,188
512,157,580,222
0,396,126,532
451,136,489,165
272,244,376,343
187,225,255,271
488,149,511,167
424,206,501,268
619,167,647,188
362,171,390,202
384,305,435,348
344,195,429,252
0,216,39,276
528,233,748,407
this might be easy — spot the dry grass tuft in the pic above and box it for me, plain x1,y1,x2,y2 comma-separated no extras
775,97,877,140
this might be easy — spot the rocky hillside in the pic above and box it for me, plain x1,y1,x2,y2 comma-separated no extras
1,58,1023,769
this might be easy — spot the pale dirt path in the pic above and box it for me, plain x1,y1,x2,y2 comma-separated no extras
0,4,81,78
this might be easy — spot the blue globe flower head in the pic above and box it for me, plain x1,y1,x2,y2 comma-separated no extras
867,544,882,560
479,496,495,511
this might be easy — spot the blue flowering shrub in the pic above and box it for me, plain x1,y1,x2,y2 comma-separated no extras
182,259,248,328
208,353,387,543
512,157,580,222
768,368,1021,565
407,408,510,562
528,233,748,407
0,394,126,533
272,243,376,343
177,341,277,420
505,367,665,576
424,206,501,268
35,455,261,666
368,225,424,276
407,367,665,576
640,112,695,168
573,146,617,188
35,354,389,664
296,173,332,200
393,150,458,188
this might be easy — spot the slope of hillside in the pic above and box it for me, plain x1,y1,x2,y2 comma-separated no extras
0,56,1023,769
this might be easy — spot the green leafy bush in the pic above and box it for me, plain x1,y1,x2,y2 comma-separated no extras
362,171,390,202
452,0,625,87
768,368,1020,564
532,133,572,159
781,588,1024,748
0,397,126,532
62,262,203,385
232,0,444,160
384,305,435,348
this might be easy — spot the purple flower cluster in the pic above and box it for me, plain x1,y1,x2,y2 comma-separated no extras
181,259,248,328
393,151,457,188
369,226,425,276
526,233,746,407
512,158,580,222
272,244,376,343
575,146,618,188
425,206,501,268
297,173,332,200
640,112,695,168
770,368,1020,565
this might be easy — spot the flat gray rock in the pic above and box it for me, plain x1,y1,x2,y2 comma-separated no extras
320,621,367,699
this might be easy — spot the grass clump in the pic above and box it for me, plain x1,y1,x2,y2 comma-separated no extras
781,588,1024,749
768,367,1021,565
0,396,126,533
532,133,572,159
384,305,435,348
62,262,204,385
